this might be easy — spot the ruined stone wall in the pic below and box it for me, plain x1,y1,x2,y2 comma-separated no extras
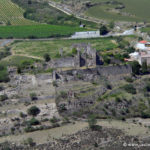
50,57,76,68
96,64,132,77
53,64,132,82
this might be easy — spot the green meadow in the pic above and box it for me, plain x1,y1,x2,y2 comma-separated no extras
85,0,150,22
0,24,87,39
11,38,117,58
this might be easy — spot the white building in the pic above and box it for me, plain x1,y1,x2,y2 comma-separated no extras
126,41,150,65
71,31,100,39
135,40,150,52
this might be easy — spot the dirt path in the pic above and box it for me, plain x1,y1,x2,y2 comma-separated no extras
0,39,13,47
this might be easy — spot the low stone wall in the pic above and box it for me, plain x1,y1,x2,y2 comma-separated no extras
96,64,132,77
55,64,132,82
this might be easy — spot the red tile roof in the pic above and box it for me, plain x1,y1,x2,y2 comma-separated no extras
139,40,147,44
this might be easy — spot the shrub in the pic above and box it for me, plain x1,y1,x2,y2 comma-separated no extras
59,91,67,99
106,84,112,89
0,65,9,82
0,85,4,91
17,66,22,74
30,93,38,100
71,48,77,55
131,61,141,75
141,61,148,74
0,94,8,101
27,118,40,126
123,84,136,94
50,116,58,124
27,106,40,116
59,104,67,112
88,114,97,130
125,77,133,83
145,83,150,92
24,137,35,146
52,81,58,87
100,25,109,35
115,97,122,103
44,53,51,62
20,112,27,118
141,111,150,118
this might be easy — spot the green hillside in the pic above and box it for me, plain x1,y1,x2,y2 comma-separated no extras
0,24,87,38
86,0,150,22
0,0,36,25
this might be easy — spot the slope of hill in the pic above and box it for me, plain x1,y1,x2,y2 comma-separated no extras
86,0,150,22
0,0,37,25
50,0,150,23
11,0,98,28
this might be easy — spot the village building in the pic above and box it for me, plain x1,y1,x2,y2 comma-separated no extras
71,31,100,39
135,40,150,52
126,40,150,65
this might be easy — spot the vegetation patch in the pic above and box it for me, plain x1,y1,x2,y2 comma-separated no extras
0,24,87,39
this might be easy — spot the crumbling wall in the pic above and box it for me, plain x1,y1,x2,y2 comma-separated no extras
53,64,132,82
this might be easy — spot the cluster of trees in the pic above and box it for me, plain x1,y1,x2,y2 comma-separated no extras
0,65,9,82
131,61,148,75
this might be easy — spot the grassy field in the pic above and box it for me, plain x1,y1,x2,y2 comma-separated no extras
10,38,118,58
84,0,150,22
0,55,39,67
0,24,87,39
0,0,36,25
141,27,150,34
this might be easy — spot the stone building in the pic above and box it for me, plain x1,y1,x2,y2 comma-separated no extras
50,43,101,69
71,31,100,39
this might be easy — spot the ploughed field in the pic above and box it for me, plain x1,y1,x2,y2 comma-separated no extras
0,24,87,39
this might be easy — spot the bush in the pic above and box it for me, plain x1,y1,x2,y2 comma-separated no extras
100,25,109,35
131,61,141,75
0,85,4,91
59,91,67,99
17,66,22,74
24,137,35,146
88,114,97,130
123,84,136,94
44,53,51,62
52,81,58,87
142,61,148,74
145,83,150,92
0,65,9,82
27,106,40,116
125,77,133,83
141,111,150,118
27,118,40,126
50,116,58,124
71,48,77,55
20,112,27,118
0,94,8,101
30,93,38,100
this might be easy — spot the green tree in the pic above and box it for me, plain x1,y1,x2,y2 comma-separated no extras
131,61,141,75
142,61,148,74
88,115,97,130
44,53,51,62
27,106,40,116
100,25,109,35
71,48,77,55
109,21,115,29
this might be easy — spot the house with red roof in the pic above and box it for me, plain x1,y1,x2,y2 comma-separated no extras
135,40,150,51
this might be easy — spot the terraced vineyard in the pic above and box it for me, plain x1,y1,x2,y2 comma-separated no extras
0,0,36,25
